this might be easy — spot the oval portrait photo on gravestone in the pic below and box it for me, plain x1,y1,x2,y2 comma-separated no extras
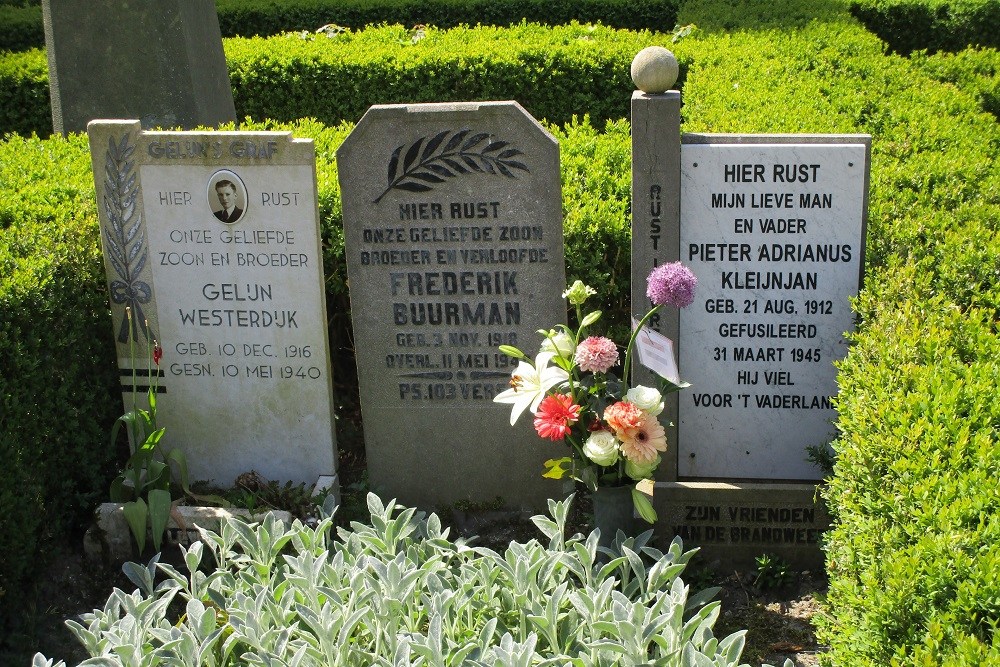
208,169,247,224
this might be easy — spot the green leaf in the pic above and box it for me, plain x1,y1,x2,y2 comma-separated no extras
145,459,170,492
110,475,130,502
166,448,198,498
148,489,172,552
632,488,657,524
578,465,599,492
141,427,165,450
122,498,148,554
542,457,573,479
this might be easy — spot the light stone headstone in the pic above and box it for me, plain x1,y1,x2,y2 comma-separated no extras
88,120,337,487
338,101,565,510
629,51,869,567
43,0,236,135
678,136,869,480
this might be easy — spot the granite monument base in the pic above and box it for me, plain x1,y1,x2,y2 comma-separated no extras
654,481,829,569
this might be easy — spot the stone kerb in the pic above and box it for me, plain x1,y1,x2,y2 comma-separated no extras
88,120,337,488
338,101,566,511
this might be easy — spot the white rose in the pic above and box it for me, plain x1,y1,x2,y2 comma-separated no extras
540,331,576,359
583,430,619,467
625,453,661,480
626,386,664,416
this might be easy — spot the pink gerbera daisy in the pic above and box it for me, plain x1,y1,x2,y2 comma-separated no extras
619,413,667,464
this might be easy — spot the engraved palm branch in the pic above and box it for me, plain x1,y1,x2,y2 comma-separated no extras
373,129,529,203
103,133,154,343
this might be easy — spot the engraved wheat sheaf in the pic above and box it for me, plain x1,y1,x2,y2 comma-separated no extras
103,133,154,343
373,129,529,203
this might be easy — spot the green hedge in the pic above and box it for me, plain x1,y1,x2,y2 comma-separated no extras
911,46,1000,118
214,0,679,36
849,0,1000,53
3,1,1000,662
0,23,690,138
0,5,43,52
227,23,688,142
0,134,122,642
0,47,49,137
0,0,678,53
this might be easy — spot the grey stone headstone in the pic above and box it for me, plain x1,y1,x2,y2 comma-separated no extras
88,120,337,487
338,101,566,511
630,90,681,482
43,1,236,135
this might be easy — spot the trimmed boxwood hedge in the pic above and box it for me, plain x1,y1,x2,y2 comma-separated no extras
214,0,679,37
0,5,43,52
0,23,691,138
849,0,1000,53
0,0,678,53
0,133,123,643
673,0,1000,663
226,23,689,136
911,46,1000,119
0,48,49,137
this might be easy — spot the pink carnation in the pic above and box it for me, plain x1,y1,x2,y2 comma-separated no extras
646,262,697,308
603,401,644,434
575,336,619,373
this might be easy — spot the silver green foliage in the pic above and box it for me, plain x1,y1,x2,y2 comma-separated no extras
35,494,793,667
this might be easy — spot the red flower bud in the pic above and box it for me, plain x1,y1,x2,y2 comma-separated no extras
153,343,163,366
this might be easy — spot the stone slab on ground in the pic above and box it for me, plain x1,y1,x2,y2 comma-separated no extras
654,481,829,570
84,503,293,563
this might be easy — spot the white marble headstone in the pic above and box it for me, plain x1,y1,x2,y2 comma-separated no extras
678,137,869,479
88,120,337,486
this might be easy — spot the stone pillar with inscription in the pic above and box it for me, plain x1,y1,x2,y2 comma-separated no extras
88,120,337,489
629,49,870,567
630,46,682,482
338,101,566,511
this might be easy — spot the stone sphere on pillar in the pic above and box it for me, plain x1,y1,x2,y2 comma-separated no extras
631,46,679,94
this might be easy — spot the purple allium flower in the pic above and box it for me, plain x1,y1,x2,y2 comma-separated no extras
646,262,697,308
575,336,619,373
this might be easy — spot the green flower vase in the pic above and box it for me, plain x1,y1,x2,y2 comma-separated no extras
592,485,641,551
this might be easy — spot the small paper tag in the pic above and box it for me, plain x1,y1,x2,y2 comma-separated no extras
632,318,680,384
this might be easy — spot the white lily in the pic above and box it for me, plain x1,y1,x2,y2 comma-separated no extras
493,351,569,425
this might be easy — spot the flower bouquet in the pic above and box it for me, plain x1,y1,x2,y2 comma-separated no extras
493,263,697,523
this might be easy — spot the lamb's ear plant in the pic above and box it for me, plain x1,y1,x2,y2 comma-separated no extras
38,493,792,667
